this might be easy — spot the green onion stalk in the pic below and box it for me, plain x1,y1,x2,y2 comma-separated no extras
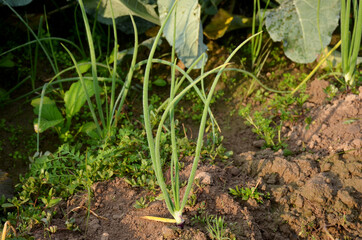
142,0,262,226
340,0,362,87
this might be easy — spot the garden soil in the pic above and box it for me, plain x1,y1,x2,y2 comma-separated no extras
31,79,362,240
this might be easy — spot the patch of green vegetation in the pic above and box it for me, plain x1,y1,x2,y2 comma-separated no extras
133,197,149,209
0,113,228,237
179,88,225,121
324,84,339,101
239,72,309,151
206,215,234,240
229,185,270,204
0,118,37,164
191,202,235,240
191,202,236,240
268,46,288,69
1,123,154,234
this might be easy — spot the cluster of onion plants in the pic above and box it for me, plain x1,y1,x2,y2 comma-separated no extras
340,0,362,87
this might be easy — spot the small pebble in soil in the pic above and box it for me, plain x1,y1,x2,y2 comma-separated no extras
230,167,240,176
295,195,304,208
112,214,124,220
337,189,357,208
252,140,265,148
101,232,109,240
162,225,177,239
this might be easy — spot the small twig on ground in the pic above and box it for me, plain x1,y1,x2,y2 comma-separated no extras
69,206,108,220
251,178,262,195
322,224,335,240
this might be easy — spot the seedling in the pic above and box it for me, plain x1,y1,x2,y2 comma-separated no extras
133,197,149,209
229,180,270,204
206,215,230,240
324,84,339,101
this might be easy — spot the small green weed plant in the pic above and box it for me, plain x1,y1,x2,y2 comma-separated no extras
206,215,233,240
229,185,270,204
239,70,309,151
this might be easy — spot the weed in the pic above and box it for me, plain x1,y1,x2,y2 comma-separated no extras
305,116,313,130
133,197,149,209
206,215,233,240
324,84,339,101
229,185,270,204
190,204,235,240
298,219,317,238
181,88,225,121
239,87,309,151
239,104,277,148
190,201,207,225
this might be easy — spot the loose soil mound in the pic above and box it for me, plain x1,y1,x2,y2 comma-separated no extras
287,80,361,156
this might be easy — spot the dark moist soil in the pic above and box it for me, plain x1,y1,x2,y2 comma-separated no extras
30,78,362,240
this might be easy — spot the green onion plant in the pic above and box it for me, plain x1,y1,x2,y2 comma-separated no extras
340,0,362,87
247,0,271,97
63,0,139,139
250,0,271,75
142,1,261,226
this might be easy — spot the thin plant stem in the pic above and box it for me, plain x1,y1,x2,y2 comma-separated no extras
112,15,138,127
74,5,85,55
143,0,179,221
0,38,84,59
78,0,106,130
3,2,57,75
108,0,118,133
292,40,342,94
169,5,179,210
36,84,48,153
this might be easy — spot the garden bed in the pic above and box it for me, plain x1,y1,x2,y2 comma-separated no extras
29,81,362,240
1,1,361,239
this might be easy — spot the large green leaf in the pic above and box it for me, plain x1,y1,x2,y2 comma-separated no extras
31,97,64,133
83,0,207,69
81,122,100,139
31,97,63,121
158,0,208,68
33,118,64,133
0,54,15,68
265,0,340,63
1,0,32,7
64,80,95,119
83,0,160,26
